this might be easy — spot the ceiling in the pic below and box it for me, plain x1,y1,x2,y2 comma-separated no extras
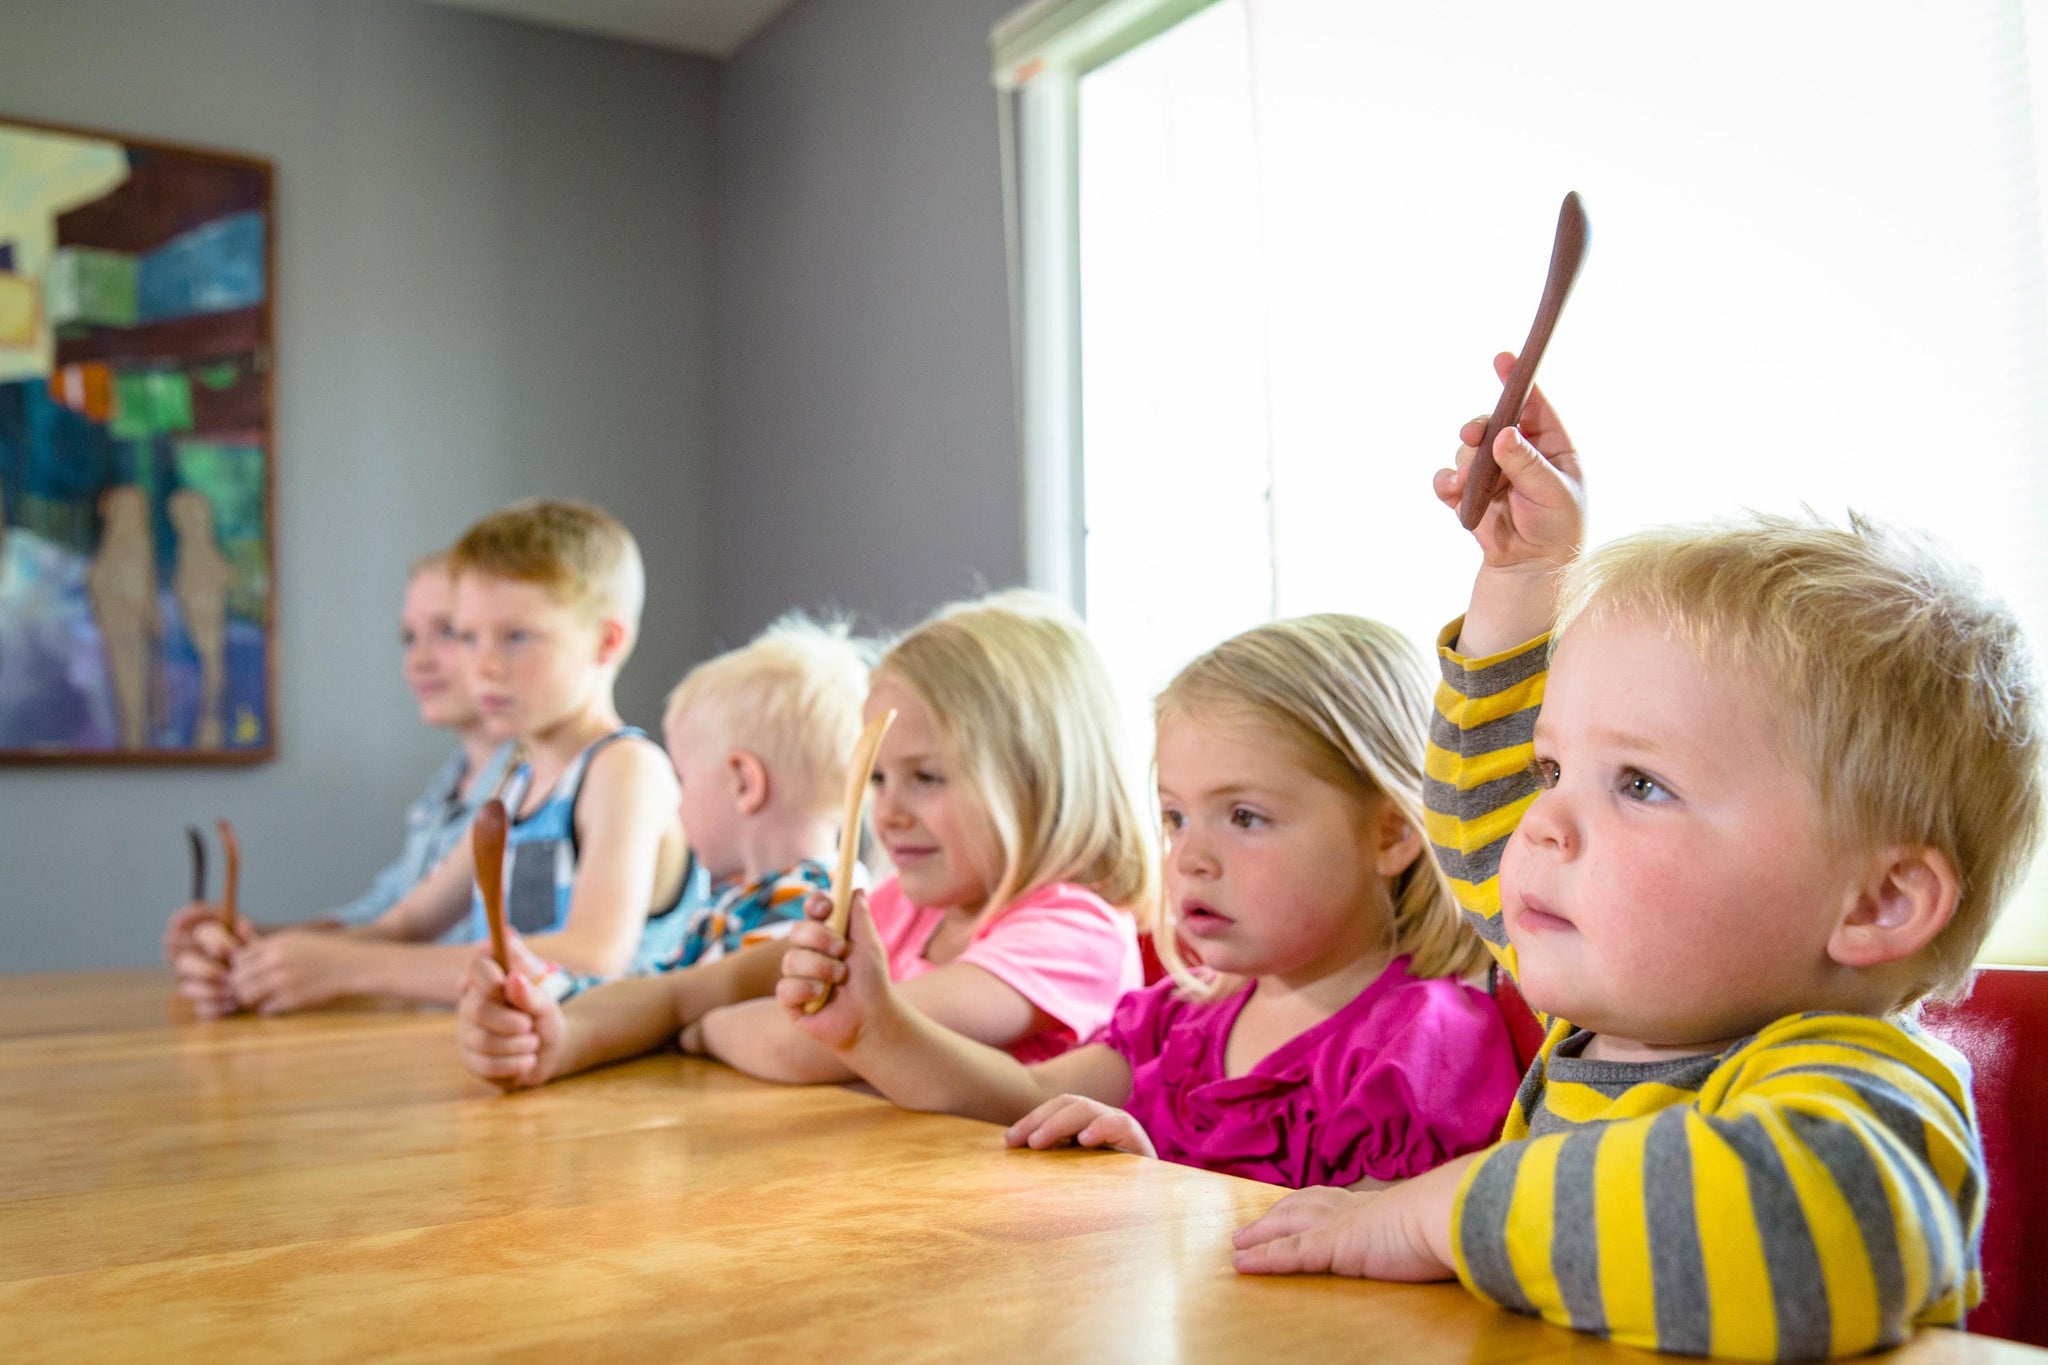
413,0,799,59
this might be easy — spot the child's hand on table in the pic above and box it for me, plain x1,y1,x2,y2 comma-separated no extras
228,930,363,1015
775,889,895,1051
456,933,563,1089
1231,1152,1479,1282
171,910,251,1018
1004,1094,1157,1159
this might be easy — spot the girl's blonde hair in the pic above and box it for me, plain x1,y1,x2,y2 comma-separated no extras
876,590,1159,927
1154,615,1490,999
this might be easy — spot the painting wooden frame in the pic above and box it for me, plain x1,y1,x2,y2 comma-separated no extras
0,114,276,765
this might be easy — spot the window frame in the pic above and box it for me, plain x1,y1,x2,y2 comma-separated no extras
993,0,1227,608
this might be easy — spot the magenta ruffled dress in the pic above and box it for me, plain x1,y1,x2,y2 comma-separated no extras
1100,955,1521,1188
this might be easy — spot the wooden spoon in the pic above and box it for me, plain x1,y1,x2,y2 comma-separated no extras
1458,191,1590,530
216,819,241,939
805,709,897,1014
473,799,511,974
186,826,207,904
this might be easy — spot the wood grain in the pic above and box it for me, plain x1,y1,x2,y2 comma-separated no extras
0,970,2037,1362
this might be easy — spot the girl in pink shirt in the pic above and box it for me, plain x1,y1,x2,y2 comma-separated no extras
776,616,1520,1189
691,591,1158,1078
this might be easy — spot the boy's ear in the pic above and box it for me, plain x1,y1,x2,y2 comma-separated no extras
1827,845,1959,970
1371,804,1426,879
594,615,632,666
727,750,771,816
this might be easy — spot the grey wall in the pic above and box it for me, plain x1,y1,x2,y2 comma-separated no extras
0,0,718,970
708,0,1023,648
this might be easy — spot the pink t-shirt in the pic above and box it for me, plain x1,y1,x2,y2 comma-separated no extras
1101,956,1520,1188
867,877,1141,1065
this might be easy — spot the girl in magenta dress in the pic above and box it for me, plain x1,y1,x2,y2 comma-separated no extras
775,615,1520,1189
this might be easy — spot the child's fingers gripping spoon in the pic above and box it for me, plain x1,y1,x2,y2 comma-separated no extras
1457,191,1590,531
805,709,897,1015
473,799,511,975
216,819,240,939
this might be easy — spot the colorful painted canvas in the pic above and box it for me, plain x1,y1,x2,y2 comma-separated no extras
0,118,273,763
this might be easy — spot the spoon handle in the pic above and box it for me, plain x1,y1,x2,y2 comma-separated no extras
187,826,207,904
806,710,898,1015
216,819,241,939
473,800,511,974
1458,192,1590,530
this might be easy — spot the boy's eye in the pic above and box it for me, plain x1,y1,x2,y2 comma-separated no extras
1229,806,1264,829
1618,768,1674,804
1161,808,1184,832
1528,757,1561,790
400,629,417,647
437,624,458,641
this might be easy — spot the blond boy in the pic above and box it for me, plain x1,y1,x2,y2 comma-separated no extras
211,500,689,1012
1234,366,2042,1360
457,614,871,1089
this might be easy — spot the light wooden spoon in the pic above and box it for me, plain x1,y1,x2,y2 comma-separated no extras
216,819,241,939
473,799,511,974
805,709,897,1014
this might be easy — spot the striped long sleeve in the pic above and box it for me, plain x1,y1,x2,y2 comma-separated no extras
1426,620,1986,1360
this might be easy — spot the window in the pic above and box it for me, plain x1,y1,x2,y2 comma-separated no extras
998,0,2048,965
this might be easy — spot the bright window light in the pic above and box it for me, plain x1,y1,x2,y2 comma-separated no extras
1074,0,2048,964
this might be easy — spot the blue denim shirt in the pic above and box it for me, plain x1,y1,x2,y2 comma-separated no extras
328,741,518,942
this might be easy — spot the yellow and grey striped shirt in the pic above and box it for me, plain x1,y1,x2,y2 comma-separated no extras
1426,624,1984,1360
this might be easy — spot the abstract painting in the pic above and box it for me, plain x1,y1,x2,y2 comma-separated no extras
0,117,273,763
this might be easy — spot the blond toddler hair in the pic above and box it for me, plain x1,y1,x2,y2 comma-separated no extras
1556,511,2044,1004
665,614,873,818
1154,615,1490,998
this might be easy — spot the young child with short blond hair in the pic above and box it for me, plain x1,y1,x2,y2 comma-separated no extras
456,614,873,1086
1233,360,2044,1359
222,499,689,1012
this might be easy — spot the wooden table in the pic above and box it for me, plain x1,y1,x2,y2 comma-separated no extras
1,971,2039,1363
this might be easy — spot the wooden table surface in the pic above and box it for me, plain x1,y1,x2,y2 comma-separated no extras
2,970,2040,1364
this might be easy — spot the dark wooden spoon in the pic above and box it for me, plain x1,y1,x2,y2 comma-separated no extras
1459,191,1590,530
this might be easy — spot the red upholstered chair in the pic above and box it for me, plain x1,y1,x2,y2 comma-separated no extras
1488,964,1550,1075
1137,932,1168,987
1919,966,2048,1347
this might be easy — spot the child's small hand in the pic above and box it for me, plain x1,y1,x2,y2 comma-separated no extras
1232,1151,1473,1281
172,913,252,1018
228,930,356,1015
1229,1186,1441,1279
163,900,225,964
456,934,564,1090
1433,351,1584,572
775,889,893,1051
1004,1094,1158,1159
